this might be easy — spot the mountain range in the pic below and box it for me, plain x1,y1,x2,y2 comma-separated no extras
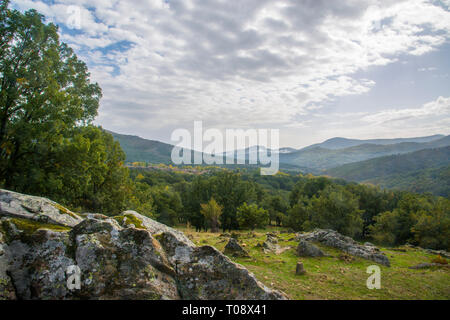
109,131,450,196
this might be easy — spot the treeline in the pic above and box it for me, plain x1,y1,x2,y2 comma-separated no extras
126,169,449,250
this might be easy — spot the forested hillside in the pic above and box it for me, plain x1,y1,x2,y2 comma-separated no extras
303,135,445,150
280,136,450,170
108,131,175,164
326,147,450,197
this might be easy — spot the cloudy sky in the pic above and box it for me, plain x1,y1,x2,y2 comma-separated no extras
12,0,450,149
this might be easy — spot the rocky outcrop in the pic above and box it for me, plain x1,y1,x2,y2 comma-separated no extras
297,229,390,266
262,233,279,253
409,263,450,270
0,189,83,227
423,249,450,259
297,240,325,257
258,233,290,255
0,189,287,300
224,238,250,258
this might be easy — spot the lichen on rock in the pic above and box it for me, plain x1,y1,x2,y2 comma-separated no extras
0,189,287,300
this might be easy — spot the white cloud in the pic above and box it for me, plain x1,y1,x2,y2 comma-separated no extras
362,96,450,124
10,0,450,145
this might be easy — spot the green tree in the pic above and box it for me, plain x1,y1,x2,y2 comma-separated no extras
200,198,223,232
0,2,101,190
395,194,434,244
411,198,450,250
149,185,182,226
127,181,157,219
210,171,256,231
286,196,311,231
309,186,363,238
263,195,288,226
236,202,269,230
289,176,332,206
369,210,400,246
15,126,133,214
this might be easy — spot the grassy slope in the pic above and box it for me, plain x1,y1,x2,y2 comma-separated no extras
178,227,450,300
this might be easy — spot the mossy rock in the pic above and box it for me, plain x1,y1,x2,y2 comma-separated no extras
51,203,82,220
3,217,71,237
113,214,145,229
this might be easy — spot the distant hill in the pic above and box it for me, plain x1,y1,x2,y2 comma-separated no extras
325,146,450,197
279,136,450,170
303,135,445,150
109,130,450,183
108,131,175,164
109,131,306,171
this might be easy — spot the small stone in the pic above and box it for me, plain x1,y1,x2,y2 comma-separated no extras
296,261,306,275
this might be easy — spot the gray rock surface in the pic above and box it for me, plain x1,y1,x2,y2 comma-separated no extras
409,263,450,270
0,189,83,227
0,189,287,300
297,229,390,266
297,240,325,257
0,230,16,299
262,233,279,253
424,248,450,259
260,233,290,255
224,238,250,258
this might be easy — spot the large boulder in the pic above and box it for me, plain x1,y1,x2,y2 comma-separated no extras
297,240,325,257
298,229,390,266
0,190,287,300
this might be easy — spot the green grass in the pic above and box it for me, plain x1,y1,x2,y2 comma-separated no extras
177,226,450,300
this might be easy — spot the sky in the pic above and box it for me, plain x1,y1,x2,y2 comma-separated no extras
11,0,450,149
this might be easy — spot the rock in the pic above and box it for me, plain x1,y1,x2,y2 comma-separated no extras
298,229,390,267
297,240,325,257
0,189,83,227
409,263,450,270
175,245,285,299
156,230,286,300
262,234,279,253
0,230,16,300
71,218,179,299
295,261,306,275
0,189,287,300
424,248,450,259
260,233,289,255
223,238,250,258
266,232,278,239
